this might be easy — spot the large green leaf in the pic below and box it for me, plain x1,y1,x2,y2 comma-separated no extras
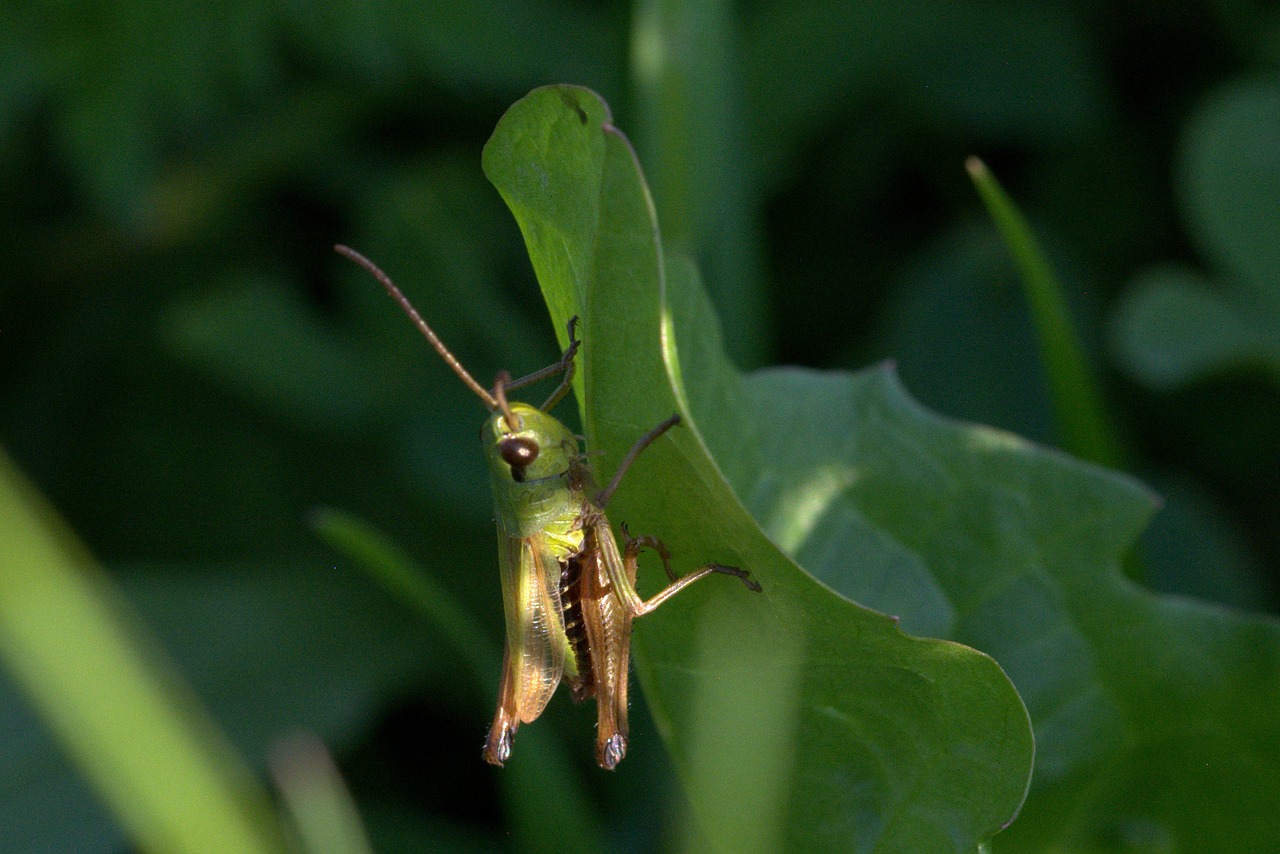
482,85,1032,852
484,86,1280,851
727,365,1280,850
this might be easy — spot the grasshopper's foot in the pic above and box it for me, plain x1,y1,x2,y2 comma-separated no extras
706,562,762,593
597,732,627,770
483,718,516,767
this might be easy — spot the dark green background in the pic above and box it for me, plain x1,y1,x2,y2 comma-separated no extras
2,1,1277,850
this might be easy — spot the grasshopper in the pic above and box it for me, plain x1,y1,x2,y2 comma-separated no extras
336,245,761,770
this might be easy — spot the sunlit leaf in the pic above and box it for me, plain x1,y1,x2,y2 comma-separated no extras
483,84,1033,852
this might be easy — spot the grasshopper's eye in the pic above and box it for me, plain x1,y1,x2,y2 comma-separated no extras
499,436,539,477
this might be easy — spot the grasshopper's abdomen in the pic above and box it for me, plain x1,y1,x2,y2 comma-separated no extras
560,551,596,702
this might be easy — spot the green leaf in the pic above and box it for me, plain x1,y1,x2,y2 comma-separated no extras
727,362,1280,850
482,85,1280,851
1179,76,1280,306
1111,77,1280,391
1110,264,1279,390
484,85,1033,852
0,449,284,854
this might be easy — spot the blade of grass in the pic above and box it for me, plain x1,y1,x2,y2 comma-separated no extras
270,732,373,854
0,449,284,854
966,156,1126,469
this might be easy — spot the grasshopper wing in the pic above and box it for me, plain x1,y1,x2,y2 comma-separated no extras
498,532,568,723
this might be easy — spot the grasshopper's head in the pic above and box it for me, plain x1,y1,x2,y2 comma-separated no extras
483,403,578,485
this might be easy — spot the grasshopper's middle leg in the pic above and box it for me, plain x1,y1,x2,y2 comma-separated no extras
590,517,761,622
594,414,762,610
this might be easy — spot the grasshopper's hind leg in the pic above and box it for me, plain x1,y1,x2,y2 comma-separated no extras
483,644,519,766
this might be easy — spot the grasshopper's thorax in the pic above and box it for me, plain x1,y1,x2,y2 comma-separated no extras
483,402,589,544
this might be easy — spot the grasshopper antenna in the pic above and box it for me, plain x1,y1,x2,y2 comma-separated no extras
335,244,499,411
491,371,524,432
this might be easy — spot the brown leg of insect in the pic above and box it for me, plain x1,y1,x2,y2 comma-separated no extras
582,519,761,769
575,538,634,770
620,523,679,582
500,316,581,412
596,413,682,509
620,529,761,615
596,635,630,771
483,643,519,766
590,517,761,625
580,515,760,770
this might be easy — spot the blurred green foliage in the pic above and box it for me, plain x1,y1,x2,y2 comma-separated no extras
2,1,1278,852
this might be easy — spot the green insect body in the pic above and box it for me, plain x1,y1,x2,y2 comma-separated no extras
336,244,761,770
